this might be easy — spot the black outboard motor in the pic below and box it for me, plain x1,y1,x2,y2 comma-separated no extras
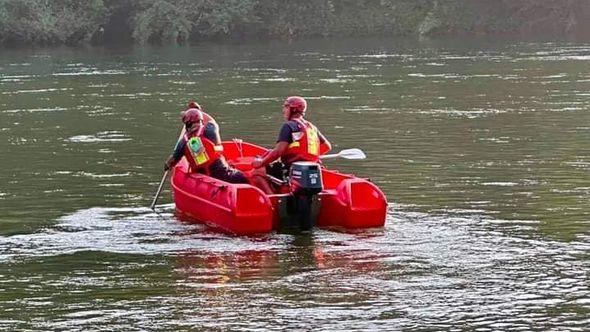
288,161,323,230
289,162,323,195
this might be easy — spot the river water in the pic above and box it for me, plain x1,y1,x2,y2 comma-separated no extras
1,37,588,330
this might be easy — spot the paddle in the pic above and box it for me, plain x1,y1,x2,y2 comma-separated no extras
150,170,169,210
319,148,366,160
150,125,185,211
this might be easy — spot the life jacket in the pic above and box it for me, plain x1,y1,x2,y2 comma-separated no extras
283,118,321,165
182,125,224,174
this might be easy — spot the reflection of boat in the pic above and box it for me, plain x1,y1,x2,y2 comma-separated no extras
173,235,385,286
170,141,387,235
175,249,280,284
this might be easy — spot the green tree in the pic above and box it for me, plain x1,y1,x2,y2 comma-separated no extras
191,0,258,37
0,0,107,45
130,0,258,44
132,0,191,44
1,0,589,46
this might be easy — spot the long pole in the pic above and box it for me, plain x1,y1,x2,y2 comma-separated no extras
150,125,185,211
150,170,169,210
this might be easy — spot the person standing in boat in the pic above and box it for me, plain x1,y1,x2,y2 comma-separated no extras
251,96,332,193
164,103,249,184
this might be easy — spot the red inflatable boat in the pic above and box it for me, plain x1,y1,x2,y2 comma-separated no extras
170,141,387,235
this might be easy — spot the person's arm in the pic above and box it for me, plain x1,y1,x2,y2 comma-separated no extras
202,112,215,125
318,131,331,155
164,139,185,170
208,122,222,145
252,141,289,168
200,111,222,143
252,123,292,169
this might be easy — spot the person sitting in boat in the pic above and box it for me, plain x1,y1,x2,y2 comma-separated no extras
164,104,249,184
250,96,332,193
180,101,219,140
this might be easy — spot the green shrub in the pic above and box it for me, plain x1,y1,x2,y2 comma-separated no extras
0,0,107,45
1,0,587,46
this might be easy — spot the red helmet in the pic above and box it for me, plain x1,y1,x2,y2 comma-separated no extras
284,96,307,115
187,101,202,110
181,108,203,124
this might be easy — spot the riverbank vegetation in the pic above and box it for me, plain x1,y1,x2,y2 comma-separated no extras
0,0,588,46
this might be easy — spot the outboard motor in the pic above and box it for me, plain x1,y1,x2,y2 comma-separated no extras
288,161,323,230
289,162,323,195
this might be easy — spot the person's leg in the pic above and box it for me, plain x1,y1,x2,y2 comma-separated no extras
213,166,275,194
247,168,275,194
214,167,249,184
260,161,290,194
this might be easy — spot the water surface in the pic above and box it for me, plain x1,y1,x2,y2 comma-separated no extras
1,37,588,330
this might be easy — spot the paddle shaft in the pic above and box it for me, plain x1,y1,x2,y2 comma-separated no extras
150,170,169,210
150,125,184,210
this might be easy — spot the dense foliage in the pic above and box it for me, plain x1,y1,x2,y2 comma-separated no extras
0,0,588,46
0,0,107,45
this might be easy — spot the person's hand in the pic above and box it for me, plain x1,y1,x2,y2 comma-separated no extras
164,159,174,171
252,156,263,169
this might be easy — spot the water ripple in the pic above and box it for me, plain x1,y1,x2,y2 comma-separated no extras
66,131,131,143
0,204,587,330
